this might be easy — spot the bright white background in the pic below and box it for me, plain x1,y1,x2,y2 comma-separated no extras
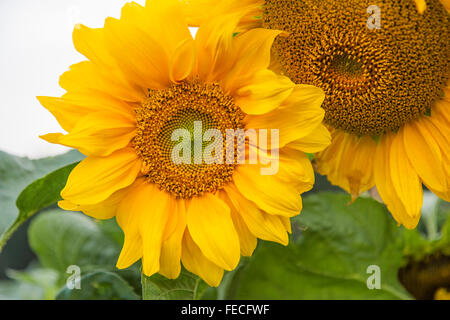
0,0,145,159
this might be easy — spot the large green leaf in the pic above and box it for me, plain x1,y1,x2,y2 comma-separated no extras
56,271,139,300
142,269,209,300
224,193,412,300
28,210,121,275
0,150,84,248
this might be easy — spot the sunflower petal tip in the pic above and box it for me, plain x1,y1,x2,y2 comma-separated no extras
36,96,51,105
58,199,79,211
39,133,64,144
414,0,427,14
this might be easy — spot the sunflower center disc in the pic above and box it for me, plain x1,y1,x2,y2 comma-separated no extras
134,80,244,199
263,0,450,136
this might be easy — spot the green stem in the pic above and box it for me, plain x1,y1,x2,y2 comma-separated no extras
0,220,24,252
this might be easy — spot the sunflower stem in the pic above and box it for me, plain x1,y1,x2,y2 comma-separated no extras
141,272,156,300
0,220,24,252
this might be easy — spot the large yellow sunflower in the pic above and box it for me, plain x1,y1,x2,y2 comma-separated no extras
38,0,330,286
184,0,450,229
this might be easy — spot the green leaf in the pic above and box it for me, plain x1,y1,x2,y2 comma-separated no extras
223,193,412,300
28,210,143,299
28,210,121,275
0,150,84,249
6,267,60,300
0,163,79,250
0,266,60,300
56,271,139,300
141,269,209,300
16,162,79,221
403,199,450,260
97,219,125,246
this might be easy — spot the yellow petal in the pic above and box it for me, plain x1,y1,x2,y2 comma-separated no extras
73,24,116,68
442,0,450,13
403,119,446,193
425,115,450,201
235,69,295,115
182,0,220,26
103,17,170,90
187,193,240,271
71,24,146,102
182,0,263,32
374,133,420,229
59,184,132,220
121,1,192,57
38,91,136,132
245,85,325,147
170,38,197,83
218,190,257,257
414,0,427,14
233,147,311,217
115,179,147,269
40,111,136,157
116,232,143,270
59,61,145,103
37,96,83,132
159,199,187,279
224,183,289,245
181,229,224,287
61,147,142,206
279,216,292,234
315,130,376,199
194,10,247,81
221,28,284,93
103,0,193,89
390,129,423,219
233,165,303,217
287,124,331,153
137,185,172,277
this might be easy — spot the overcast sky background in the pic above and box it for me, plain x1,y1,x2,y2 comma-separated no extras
0,0,147,159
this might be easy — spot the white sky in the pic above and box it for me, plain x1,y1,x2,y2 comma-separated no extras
0,0,146,159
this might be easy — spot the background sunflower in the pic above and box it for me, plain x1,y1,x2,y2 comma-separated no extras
184,0,450,229
0,0,449,301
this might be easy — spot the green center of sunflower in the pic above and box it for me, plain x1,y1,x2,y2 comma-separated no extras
263,0,450,136
134,80,244,199
329,53,364,78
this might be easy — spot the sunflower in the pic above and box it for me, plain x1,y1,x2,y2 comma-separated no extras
184,0,450,229
38,0,329,286
435,288,450,300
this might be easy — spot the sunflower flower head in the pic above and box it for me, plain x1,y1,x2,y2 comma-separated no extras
186,0,450,229
38,0,330,286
